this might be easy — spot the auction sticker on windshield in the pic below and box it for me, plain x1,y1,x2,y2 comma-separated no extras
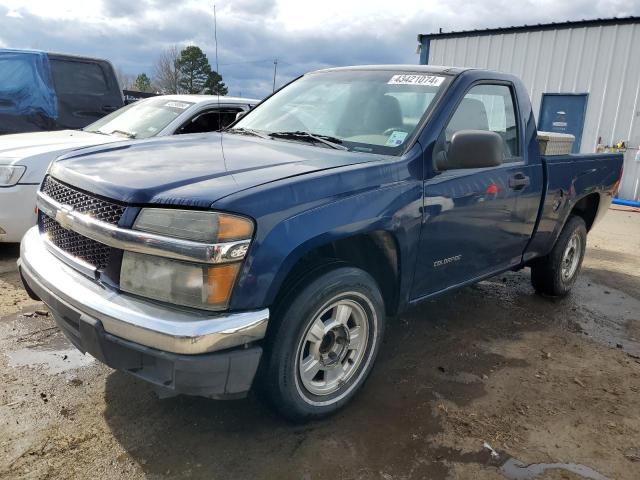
386,131,408,146
164,101,191,110
388,75,444,86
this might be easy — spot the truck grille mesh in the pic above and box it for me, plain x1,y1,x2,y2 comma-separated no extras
41,176,125,225
41,176,126,270
42,215,113,270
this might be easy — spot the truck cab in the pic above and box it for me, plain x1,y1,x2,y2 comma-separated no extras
18,65,623,421
0,49,124,135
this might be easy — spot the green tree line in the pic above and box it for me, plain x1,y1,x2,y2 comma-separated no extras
122,45,228,96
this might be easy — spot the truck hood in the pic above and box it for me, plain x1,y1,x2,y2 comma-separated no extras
50,133,382,207
0,130,119,183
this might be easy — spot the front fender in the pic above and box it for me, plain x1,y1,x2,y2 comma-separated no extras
228,181,422,311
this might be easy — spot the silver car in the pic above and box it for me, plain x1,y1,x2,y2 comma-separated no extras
0,95,259,242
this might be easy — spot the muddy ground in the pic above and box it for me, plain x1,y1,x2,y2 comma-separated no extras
1,207,639,480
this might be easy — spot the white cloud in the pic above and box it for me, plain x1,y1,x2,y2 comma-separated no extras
0,0,639,98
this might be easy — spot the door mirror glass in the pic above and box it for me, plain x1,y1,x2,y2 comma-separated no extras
436,130,504,170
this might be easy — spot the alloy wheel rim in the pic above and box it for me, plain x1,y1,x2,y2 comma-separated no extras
561,233,582,282
297,298,369,396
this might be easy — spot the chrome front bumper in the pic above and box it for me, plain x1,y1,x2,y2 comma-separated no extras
19,226,269,355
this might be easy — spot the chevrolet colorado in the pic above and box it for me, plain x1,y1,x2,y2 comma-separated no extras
18,66,623,421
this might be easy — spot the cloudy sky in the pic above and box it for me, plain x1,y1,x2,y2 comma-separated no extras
1,0,639,99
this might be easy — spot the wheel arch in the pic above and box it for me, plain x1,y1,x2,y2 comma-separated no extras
569,192,600,231
268,230,402,317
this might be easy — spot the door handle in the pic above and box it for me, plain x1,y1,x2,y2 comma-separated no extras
102,105,118,113
509,173,530,190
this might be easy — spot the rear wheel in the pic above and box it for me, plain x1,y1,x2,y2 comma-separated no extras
261,266,385,422
531,215,587,296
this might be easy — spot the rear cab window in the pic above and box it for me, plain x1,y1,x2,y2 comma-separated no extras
49,59,109,95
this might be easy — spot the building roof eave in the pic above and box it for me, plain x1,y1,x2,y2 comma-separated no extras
419,16,640,41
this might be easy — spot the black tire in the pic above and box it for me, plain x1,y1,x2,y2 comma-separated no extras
261,266,385,422
531,215,587,296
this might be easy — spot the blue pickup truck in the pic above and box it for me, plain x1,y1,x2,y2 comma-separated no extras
19,66,623,421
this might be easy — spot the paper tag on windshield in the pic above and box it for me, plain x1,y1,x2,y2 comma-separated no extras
164,101,190,109
388,74,444,86
385,131,408,147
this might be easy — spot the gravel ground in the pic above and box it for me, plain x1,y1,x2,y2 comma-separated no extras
1,207,639,480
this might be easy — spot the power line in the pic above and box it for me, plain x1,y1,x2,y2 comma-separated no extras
219,58,280,67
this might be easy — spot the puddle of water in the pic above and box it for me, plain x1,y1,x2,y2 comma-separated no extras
500,457,610,480
569,277,640,358
434,446,611,480
7,348,94,374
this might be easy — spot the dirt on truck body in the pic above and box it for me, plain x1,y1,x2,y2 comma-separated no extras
1,207,639,479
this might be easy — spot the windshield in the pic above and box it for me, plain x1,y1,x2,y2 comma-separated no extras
84,98,194,139
232,70,449,154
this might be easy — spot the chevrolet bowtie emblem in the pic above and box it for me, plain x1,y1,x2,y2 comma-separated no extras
55,205,74,230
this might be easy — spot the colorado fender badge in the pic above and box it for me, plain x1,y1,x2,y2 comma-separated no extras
433,254,462,268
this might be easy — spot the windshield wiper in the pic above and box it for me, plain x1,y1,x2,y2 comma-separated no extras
268,131,348,150
83,129,109,135
110,129,136,139
226,127,270,139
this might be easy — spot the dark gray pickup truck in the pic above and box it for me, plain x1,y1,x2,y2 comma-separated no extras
19,65,623,421
0,49,123,134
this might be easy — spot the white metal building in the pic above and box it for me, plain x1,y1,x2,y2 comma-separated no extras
418,17,640,201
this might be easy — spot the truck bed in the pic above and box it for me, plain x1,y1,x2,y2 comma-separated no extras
525,153,624,262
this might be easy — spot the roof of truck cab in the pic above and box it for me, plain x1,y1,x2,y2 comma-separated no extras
155,94,260,105
0,48,113,64
312,64,468,75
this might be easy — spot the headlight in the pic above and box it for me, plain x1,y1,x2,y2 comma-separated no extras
120,209,254,310
0,165,26,187
133,208,253,242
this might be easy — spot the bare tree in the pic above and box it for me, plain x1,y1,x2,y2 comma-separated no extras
115,67,135,91
153,45,181,94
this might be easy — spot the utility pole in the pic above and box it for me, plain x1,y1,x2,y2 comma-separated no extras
272,59,278,92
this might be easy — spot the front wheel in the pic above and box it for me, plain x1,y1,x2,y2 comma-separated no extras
531,215,587,296
261,266,385,422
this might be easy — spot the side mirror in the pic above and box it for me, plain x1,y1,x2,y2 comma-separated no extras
235,111,247,121
436,130,504,170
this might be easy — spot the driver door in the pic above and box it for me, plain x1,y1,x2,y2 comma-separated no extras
411,82,540,299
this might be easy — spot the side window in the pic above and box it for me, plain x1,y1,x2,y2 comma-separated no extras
444,84,519,159
178,107,243,135
49,60,109,95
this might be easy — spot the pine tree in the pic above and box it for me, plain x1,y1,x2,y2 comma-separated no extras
204,70,228,95
177,46,212,94
133,73,152,92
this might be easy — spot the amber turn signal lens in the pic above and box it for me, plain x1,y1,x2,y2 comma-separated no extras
218,214,254,242
206,263,241,306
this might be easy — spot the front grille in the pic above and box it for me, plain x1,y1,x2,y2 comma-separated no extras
42,176,125,225
43,215,113,270
41,176,125,270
